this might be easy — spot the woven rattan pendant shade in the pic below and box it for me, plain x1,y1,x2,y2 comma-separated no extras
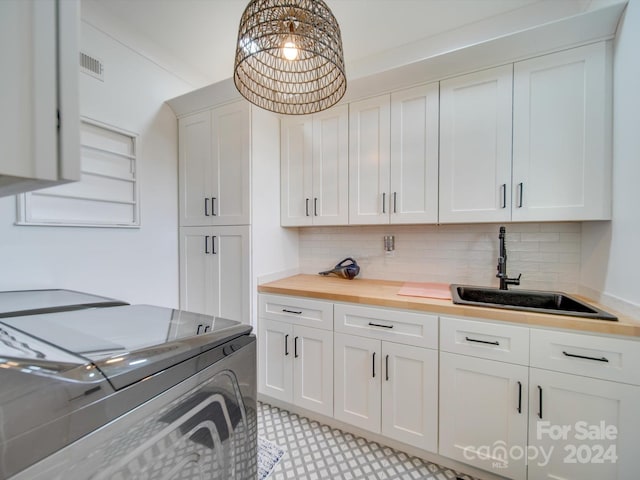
234,0,346,115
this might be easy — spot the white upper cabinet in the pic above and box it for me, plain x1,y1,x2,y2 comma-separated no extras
349,95,391,225
390,83,439,224
280,115,313,226
512,41,612,221
312,106,349,225
440,41,612,224
179,101,250,226
179,111,212,225
212,102,251,224
0,0,80,197
349,88,439,225
439,65,514,223
280,105,348,226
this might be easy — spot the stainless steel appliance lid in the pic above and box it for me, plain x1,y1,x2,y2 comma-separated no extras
0,322,89,365
2,304,252,390
0,289,127,318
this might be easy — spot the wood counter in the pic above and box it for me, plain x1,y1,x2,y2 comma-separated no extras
258,274,640,338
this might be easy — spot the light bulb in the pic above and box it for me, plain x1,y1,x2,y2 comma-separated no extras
282,40,298,61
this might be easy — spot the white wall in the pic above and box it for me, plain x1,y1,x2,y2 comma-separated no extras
0,15,192,306
300,223,582,293
251,107,299,325
581,0,640,316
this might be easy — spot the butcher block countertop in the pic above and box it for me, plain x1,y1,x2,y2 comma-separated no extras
258,274,640,338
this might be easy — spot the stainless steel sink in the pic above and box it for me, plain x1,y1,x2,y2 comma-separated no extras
450,285,617,321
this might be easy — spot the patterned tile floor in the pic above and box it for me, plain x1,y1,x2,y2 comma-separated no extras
257,402,476,480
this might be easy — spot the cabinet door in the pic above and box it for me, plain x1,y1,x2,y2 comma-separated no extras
382,342,438,452
312,105,349,225
390,83,439,224
179,225,249,323
0,0,79,197
211,101,251,225
210,225,250,324
528,368,640,480
348,95,391,225
258,319,293,403
512,42,612,221
179,226,215,315
280,115,313,226
439,65,513,223
179,112,213,226
293,325,334,417
334,333,381,433
439,352,528,480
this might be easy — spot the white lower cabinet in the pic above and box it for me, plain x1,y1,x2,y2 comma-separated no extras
334,333,380,431
258,317,333,417
258,295,334,418
381,341,438,451
527,368,640,480
334,332,438,452
258,295,640,480
439,318,640,480
439,352,529,479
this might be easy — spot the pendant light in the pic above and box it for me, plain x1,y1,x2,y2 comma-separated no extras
233,0,347,115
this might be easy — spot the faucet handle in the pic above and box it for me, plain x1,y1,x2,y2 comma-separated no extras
509,273,522,286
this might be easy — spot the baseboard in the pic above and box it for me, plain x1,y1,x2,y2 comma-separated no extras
257,393,507,480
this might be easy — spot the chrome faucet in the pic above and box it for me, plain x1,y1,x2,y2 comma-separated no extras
496,226,521,290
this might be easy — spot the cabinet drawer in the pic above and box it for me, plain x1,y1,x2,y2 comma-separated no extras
530,329,640,385
440,316,529,365
259,294,333,330
334,303,437,349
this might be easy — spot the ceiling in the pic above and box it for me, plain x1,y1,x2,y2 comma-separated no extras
82,0,602,89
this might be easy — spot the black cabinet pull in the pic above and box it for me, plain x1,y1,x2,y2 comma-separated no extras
562,351,609,363
284,334,289,356
368,322,393,329
538,385,543,419
393,192,397,213
204,325,210,333
282,309,302,315
517,381,522,414
305,198,310,217
204,197,210,216
385,355,389,381
501,183,506,209
372,352,376,378
314,197,318,216
294,337,299,358
465,336,500,346
517,182,524,208
212,236,217,254
197,324,203,334
204,235,210,254
382,192,386,214
211,197,217,216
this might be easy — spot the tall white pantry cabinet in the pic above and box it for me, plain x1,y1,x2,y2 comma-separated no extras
178,101,250,323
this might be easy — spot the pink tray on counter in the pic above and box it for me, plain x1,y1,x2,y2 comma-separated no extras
397,282,452,300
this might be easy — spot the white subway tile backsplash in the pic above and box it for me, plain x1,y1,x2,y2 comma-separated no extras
299,222,582,292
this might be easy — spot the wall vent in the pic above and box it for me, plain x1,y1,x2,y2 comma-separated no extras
79,51,104,81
